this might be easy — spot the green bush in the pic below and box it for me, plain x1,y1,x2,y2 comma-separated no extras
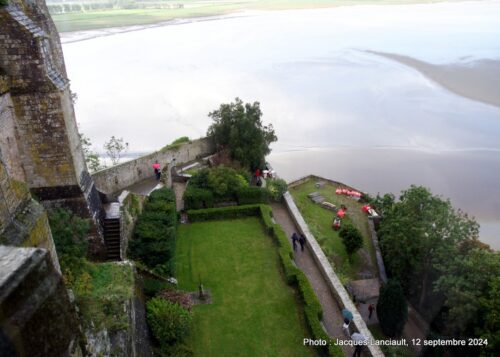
161,136,190,152
128,188,177,276
236,187,270,205
187,204,261,222
339,223,363,260
147,297,192,347
267,178,288,201
183,187,214,210
143,278,169,298
377,280,408,337
149,187,176,203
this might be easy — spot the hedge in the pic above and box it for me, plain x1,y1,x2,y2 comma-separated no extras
186,204,343,357
128,188,177,276
236,187,270,205
183,187,214,210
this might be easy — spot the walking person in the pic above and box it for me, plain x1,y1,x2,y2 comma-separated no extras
153,161,161,181
368,303,375,319
299,234,306,251
342,317,351,338
291,233,299,251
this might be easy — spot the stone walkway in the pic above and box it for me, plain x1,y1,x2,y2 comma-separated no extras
270,203,355,356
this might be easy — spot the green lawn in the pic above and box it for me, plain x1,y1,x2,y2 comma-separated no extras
176,217,316,357
52,0,459,32
289,178,378,282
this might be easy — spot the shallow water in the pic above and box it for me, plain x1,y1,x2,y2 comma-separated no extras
62,1,500,248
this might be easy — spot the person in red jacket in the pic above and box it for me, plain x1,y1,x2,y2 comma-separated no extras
153,161,161,180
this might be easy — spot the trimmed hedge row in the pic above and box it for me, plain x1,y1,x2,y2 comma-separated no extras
128,188,177,276
186,204,343,357
184,186,271,210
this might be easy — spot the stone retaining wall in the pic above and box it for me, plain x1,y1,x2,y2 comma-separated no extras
91,137,215,195
283,191,384,357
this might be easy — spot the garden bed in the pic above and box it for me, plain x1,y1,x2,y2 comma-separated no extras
289,178,378,282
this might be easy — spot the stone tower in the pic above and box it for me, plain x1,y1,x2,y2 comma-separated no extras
0,0,105,256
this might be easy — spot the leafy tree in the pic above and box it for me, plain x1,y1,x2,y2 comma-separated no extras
338,224,363,260
80,133,103,172
379,186,479,311
104,135,129,166
267,178,288,201
433,248,500,340
207,98,277,170
207,165,248,198
377,280,408,337
477,276,500,355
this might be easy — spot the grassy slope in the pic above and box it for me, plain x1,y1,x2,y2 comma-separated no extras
52,0,459,32
289,178,377,282
176,217,316,357
76,262,134,331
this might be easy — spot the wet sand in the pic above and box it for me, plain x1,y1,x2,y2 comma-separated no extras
369,51,500,108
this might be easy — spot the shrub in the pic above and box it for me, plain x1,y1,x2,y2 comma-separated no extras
128,188,177,276
49,208,90,259
147,297,192,347
149,187,176,203
207,166,248,199
377,280,408,337
158,289,193,312
236,187,270,205
183,187,214,210
339,224,363,260
143,278,169,298
266,178,288,201
161,136,190,151
187,204,261,222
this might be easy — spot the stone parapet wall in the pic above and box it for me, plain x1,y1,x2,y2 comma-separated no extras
92,137,215,194
0,246,82,356
283,191,384,357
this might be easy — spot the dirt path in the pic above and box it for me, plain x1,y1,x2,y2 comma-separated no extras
270,202,355,356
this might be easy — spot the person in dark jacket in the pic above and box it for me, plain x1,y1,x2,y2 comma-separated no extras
299,234,306,251
291,233,299,251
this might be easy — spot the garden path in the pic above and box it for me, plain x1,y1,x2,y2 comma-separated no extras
270,203,355,356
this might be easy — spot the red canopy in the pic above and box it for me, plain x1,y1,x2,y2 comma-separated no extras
362,205,371,213
337,210,346,218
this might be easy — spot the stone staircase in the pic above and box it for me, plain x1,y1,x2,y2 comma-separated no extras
103,218,121,260
103,203,121,260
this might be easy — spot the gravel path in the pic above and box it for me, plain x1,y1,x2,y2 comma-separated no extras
271,203,355,356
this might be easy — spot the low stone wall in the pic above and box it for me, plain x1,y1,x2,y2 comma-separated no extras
119,191,146,260
368,218,388,283
91,137,215,195
283,192,384,357
0,246,82,356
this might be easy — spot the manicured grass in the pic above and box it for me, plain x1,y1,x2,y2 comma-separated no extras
52,0,457,32
176,217,316,357
289,178,377,282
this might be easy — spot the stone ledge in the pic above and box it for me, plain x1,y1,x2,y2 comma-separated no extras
283,191,384,357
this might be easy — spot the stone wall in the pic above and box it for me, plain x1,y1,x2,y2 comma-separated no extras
0,246,82,356
283,191,384,357
92,137,215,194
0,159,60,272
0,0,106,256
119,191,146,260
